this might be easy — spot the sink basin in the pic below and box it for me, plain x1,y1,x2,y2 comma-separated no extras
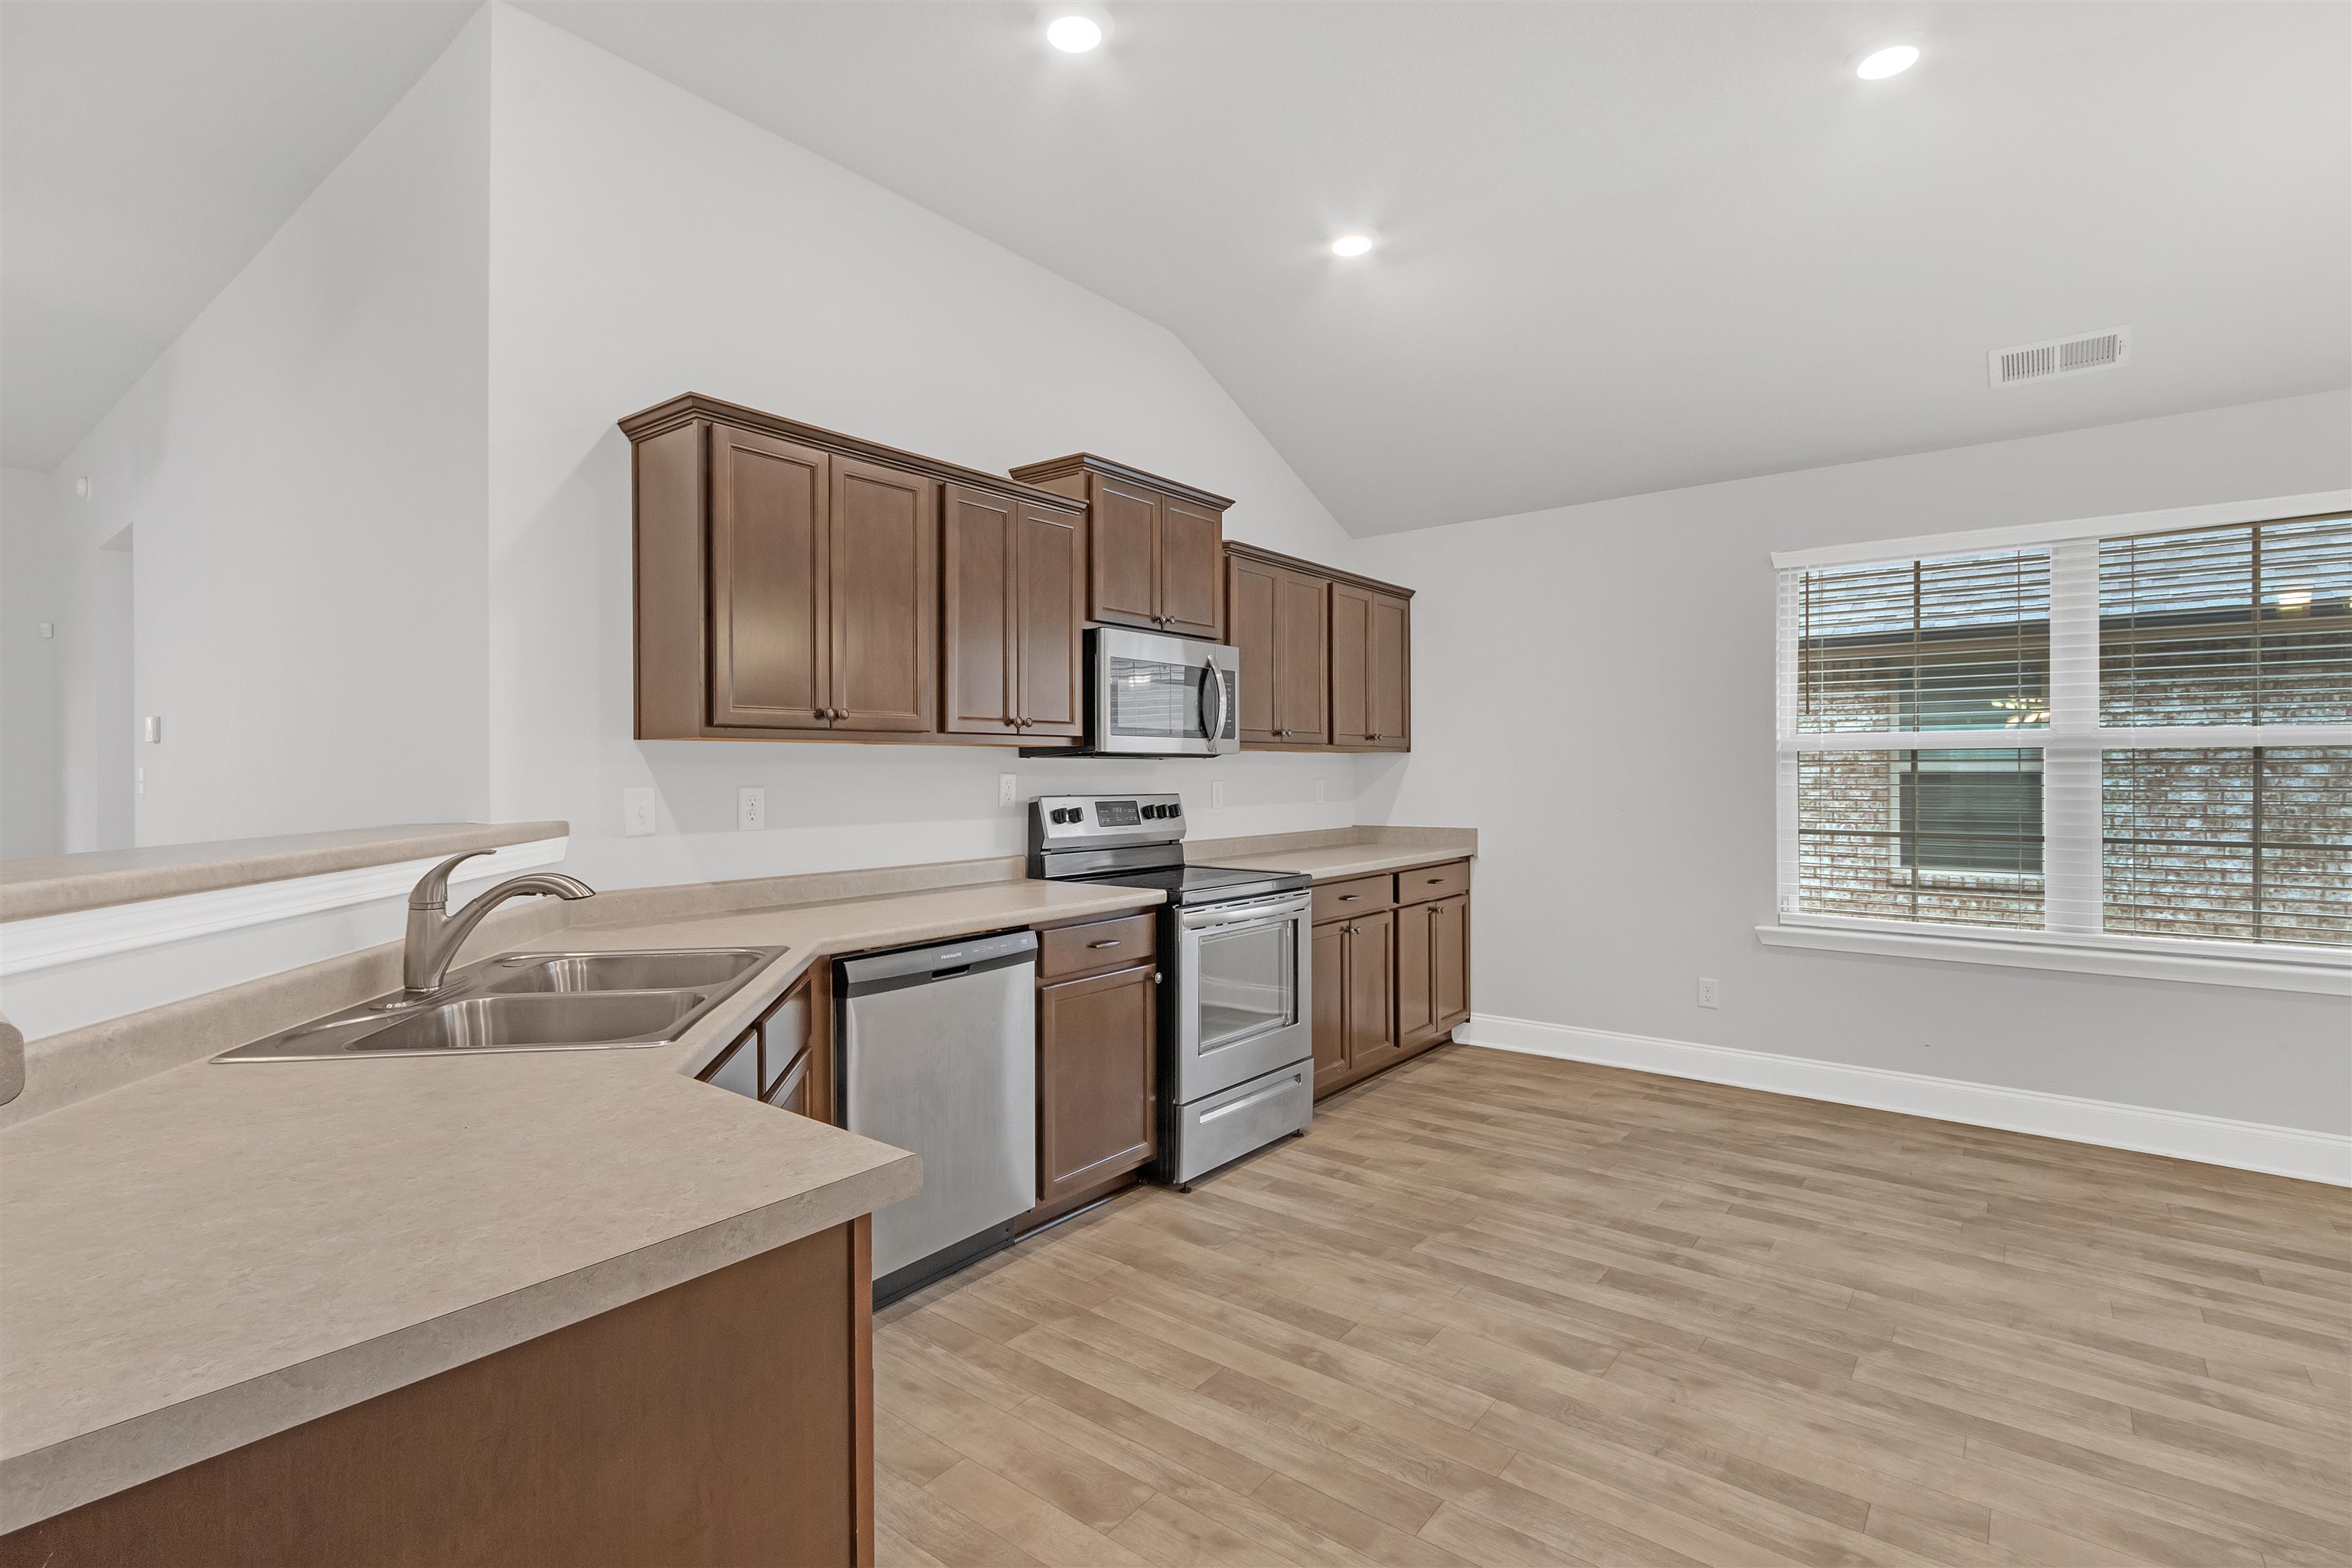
485,949,767,995
346,991,707,1054
214,943,789,1063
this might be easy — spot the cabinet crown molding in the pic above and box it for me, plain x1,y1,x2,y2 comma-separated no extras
1224,541,1416,600
618,393,1081,509
1007,452,1234,511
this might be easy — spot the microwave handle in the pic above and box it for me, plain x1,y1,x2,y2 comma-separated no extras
1200,662,1230,743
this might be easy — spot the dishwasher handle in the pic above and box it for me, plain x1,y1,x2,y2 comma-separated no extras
836,928,1038,994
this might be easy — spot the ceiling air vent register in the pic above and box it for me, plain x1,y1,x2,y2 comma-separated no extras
1988,326,2132,389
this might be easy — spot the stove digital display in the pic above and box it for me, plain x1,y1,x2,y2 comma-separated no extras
1093,799,1141,827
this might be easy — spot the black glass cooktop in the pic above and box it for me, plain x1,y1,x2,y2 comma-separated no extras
1071,863,1310,908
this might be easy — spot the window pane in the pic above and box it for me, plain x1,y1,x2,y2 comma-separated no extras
2102,747,2352,946
2101,513,2352,726
1796,550,2050,733
1798,750,2045,928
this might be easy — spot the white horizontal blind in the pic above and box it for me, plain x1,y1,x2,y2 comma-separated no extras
1776,509,2351,955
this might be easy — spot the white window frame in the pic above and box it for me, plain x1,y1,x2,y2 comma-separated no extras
1763,488,2352,996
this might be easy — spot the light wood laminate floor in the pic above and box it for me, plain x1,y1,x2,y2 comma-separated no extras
873,1046,2351,1567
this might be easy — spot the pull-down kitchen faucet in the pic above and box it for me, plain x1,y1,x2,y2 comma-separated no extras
389,850,595,1004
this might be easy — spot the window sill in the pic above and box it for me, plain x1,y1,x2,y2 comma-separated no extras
1755,919,2350,995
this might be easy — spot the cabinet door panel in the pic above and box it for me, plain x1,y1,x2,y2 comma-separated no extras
1311,919,1348,1096
1370,592,1410,749
1275,569,1330,745
1432,898,1470,1031
709,426,830,730
1227,556,1280,744
1157,498,1224,639
941,485,1017,736
1017,501,1086,736
829,459,935,732
1329,582,1374,747
1344,911,1398,1074
1393,900,1436,1047
1090,479,1160,629
1037,965,1158,1204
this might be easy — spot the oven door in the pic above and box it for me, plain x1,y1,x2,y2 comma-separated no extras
1171,890,1312,1103
1089,629,1240,756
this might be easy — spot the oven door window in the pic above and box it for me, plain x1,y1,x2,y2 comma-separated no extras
1194,918,1298,1054
1105,655,1213,743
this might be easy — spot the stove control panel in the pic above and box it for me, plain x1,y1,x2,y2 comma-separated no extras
1031,792,1184,848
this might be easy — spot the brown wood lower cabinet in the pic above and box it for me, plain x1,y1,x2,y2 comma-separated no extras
1037,963,1158,1204
1311,909,1396,1096
1313,860,1472,1100
0,1220,877,1568
698,962,836,1122
1031,913,1160,1218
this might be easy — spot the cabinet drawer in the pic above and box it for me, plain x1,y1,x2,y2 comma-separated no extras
1312,874,1393,923
1040,911,1158,981
1396,860,1469,904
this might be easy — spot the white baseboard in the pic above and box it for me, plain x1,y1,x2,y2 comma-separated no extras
1455,1014,2351,1187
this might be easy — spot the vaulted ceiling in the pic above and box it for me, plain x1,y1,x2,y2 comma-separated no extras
1,1,475,470
8,2,2346,535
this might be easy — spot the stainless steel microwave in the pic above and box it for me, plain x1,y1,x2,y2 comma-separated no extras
1044,627,1240,757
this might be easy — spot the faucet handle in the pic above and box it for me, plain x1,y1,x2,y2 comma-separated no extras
410,850,493,911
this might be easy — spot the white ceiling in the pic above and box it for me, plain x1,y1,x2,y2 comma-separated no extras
7,5,2345,532
527,1,2351,534
1,0,476,470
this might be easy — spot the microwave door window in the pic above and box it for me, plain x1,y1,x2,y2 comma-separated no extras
1195,920,1298,1054
1106,657,1209,743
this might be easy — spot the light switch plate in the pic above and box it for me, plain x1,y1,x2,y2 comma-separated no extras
737,786,766,831
622,787,655,837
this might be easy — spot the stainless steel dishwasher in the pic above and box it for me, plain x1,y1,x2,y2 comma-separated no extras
836,928,1037,1303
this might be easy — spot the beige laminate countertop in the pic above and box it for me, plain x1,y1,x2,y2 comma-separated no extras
0,877,1162,1531
1210,841,1475,881
0,820,570,922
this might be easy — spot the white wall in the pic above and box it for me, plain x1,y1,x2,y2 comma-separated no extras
50,11,492,848
483,5,1366,890
1354,390,2352,1136
2,466,64,855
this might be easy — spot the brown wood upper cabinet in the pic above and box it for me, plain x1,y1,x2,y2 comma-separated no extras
1008,453,1228,641
1331,580,1410,750
622,394,1072,745
941,485,1085,740
1227,543,1412,753
1227,549,1329,746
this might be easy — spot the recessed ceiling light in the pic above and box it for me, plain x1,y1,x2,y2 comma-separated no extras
1330,233,1375,259
1854,43,1920,80
1045,14,1103,52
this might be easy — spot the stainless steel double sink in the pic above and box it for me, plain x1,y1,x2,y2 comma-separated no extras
214,947,788,1063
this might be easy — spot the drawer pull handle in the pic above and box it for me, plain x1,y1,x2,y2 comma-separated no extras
1088,939,1123,949
1427,877,1443,884
1339,893,1360,902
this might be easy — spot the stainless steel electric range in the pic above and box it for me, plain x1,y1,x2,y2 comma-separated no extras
1029,793,1313,1184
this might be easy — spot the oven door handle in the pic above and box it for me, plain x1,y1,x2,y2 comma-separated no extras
1179,892,1312,930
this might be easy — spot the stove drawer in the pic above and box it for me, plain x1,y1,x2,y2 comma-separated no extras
1165,1059,1312,1184
1040,911,1158,981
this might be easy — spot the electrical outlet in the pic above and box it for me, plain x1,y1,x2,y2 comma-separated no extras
1212,780,1226,809
1697,977,1720,1009
737,786,766,831
622,787,655,837
1315,779,1325,804
999,773,1018,808
136,766,145,796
